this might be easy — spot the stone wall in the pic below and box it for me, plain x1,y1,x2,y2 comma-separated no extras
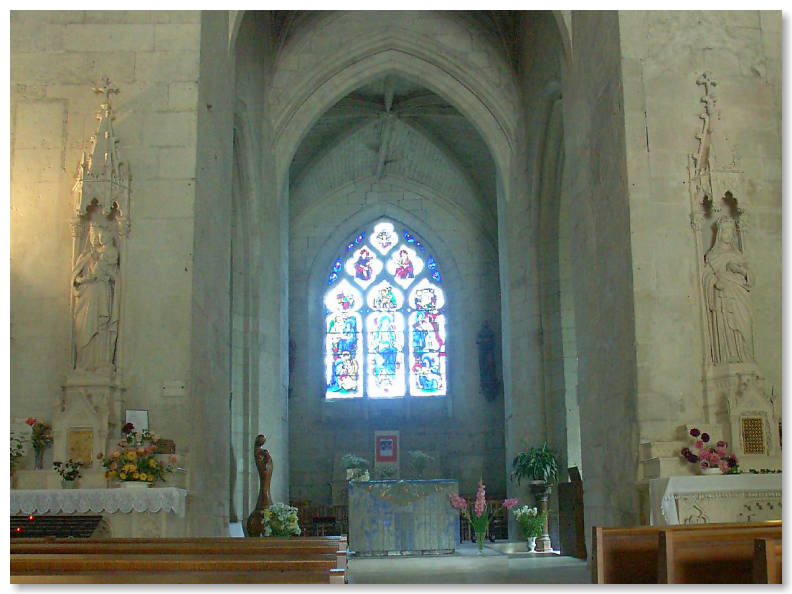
619,11,783,443
10,11,202,474
561,11,640,531
288,177,506,501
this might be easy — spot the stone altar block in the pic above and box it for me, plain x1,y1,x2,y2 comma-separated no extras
348,479,458,556
648,474,781,525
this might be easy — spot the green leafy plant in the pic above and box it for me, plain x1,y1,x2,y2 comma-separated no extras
407,450,434,478
10,432,25,470
340,453,369,470
377,466,397,480
511,442,559,485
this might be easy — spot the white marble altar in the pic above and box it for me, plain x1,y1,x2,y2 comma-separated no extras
11,487,188,537
648,474,781,526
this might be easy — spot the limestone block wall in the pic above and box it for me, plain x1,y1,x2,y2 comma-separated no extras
561,11,640,530
10,10,201,501
619,11,782,442
288,178,505,501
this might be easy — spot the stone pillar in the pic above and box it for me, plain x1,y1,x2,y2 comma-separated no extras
530,480,553,552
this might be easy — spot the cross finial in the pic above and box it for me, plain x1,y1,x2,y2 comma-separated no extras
696,71,717,98
93,76,119,108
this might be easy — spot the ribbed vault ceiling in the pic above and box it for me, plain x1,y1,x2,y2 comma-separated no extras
290,74,497,224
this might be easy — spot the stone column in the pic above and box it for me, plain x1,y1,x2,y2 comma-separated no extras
530,481,553,552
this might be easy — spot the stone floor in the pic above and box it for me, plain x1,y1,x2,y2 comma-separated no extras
347,542,591,584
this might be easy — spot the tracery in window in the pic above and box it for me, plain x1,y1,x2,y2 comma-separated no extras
324,220,447,399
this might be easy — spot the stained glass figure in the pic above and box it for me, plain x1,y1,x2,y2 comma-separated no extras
409,279,445,311
324,279,363,313
367,281,404,311
324,220,446,399
371,222,398,254
325,311,363,398
386,245,424,289
345,246,382,290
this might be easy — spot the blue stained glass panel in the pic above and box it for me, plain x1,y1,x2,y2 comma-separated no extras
431,271,442,282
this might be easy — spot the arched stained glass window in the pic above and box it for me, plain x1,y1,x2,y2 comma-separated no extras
324,220,447,399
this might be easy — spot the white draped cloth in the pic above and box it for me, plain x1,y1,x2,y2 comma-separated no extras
648,474,781,525
11,488,187,518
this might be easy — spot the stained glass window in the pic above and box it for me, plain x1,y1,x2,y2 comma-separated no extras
324,220,447,399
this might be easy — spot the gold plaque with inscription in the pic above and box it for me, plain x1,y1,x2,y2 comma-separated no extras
68,428,93,467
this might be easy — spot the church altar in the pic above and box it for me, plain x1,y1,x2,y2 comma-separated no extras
11,487,188,537
348,479,458,556
648,474,781,525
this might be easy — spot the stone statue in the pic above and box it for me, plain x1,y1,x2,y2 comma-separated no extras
72,222,120,373
245,434,274,537
476,321,499,401
702,216,755,364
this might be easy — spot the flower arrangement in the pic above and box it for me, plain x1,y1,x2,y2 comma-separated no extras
341,453,370,481
53,459,83,482
449,480,518,551
511,442,559,485
25,418,53,461
681,428,739,474
10,432,25,471
261,502,301,537
98,423,176,484
512,505,545,539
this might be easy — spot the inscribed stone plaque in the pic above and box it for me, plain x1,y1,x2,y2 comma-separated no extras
68,428,93,466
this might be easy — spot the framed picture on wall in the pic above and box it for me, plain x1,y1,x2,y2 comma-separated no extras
124,409,149,432
375,430,399,464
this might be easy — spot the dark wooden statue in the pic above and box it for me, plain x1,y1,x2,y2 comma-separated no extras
245,434,274,537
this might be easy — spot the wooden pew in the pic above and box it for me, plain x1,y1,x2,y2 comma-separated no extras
11,536,348,584
658,524,782,584
594,521,781,584
753,538,782,584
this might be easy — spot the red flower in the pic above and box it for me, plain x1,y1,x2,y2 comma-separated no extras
701,433,710,443
121,422,135,434
25,418,37,426
689,428,700,437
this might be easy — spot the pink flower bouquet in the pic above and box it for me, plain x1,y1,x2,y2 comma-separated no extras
449,481,518,551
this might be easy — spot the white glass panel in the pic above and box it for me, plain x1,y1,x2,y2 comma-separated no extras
344,246,382,290
385,245,424,289
370,221,398,255
324,279,363,313
408,278,445,311
366,281,404,311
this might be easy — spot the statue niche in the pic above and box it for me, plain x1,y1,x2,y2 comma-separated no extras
72,218,120,373
702,216,755,365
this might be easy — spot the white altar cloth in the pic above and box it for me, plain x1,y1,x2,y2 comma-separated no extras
648,474,781,525
11,488,187,518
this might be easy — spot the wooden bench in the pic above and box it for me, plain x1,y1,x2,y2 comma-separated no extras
658,524,782,584
11,536,348,584
753,538,782,584
594,521,781,584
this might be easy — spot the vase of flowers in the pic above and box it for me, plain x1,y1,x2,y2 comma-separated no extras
449,481,517,554
512,505,545,551
53,459,83,488
407,450,434,479
261,502,302,537
681,428,739,474
98,422,176,486
25,418,53,469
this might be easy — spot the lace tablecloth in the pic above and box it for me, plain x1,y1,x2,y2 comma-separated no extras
11,488,187,518
648,474,781,525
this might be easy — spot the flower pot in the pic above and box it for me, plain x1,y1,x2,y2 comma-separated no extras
120,481,151,488
699,467,722,475
61,480,78,489
526,536,537,553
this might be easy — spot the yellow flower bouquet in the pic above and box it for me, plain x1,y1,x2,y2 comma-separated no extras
98,423,176,484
